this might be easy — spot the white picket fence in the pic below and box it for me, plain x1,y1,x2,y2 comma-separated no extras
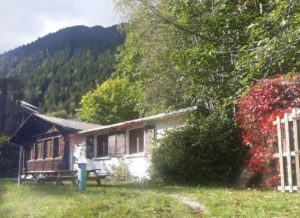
274,108,300,192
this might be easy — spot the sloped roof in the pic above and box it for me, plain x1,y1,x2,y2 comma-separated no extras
10,113,102,144
34,113,101,131
20,100,38,113
78,106,197,135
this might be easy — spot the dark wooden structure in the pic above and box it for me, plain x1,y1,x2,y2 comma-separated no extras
10,113,100,174
0,78,38,137
0,78,23,135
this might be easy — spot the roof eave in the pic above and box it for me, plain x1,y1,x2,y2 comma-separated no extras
77,106,196,136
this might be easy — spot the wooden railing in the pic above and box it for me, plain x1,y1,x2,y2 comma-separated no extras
274,108,300,192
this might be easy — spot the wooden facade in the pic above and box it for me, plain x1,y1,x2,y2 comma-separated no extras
24,130,69,171
10,113,99,173
0,78,23,135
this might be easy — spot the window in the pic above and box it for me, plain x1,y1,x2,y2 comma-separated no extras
44,139,53,158
53,137,60,158
97,135,108,157
86,136,94,158
129,128,144,154
36,141,43,159
59,137,64,157
29,144,35,160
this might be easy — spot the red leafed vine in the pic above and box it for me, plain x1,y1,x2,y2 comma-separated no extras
236,74,300,187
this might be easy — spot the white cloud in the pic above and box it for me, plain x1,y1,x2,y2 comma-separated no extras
0,0,121,53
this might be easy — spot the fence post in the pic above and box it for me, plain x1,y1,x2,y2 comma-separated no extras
17,145,23,186
277,116,285,192
284,113,293,192
292,108,300,191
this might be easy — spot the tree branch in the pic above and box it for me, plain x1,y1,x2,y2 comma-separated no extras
137,0,220,43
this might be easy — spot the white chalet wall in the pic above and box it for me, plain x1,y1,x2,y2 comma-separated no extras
69,114,187,178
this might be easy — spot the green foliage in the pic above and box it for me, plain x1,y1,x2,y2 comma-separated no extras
113,0,250,113
0,137,18,177
114,0,300,113
46,110,70,119
0,25,124,116
150,109,246,184
0,136,8,145
77,78,141,125
235,1,300,87
112,1,300,185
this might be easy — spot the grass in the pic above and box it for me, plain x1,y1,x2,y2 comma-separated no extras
1,179,300,217
0,179,193,218
164,185,300,217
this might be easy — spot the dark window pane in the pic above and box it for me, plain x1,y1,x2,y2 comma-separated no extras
129,128,144,154
86,136,94,158
37,141,43,159
97,135,108,157
28,144,35,160
53,138,59,158
44,139,53,158
59,137,64,157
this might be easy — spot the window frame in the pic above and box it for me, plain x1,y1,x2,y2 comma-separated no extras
28,143,35,160
86,135,95,159
53,137,61,158
36,141,44,160
31,136,62,161
44,139,53,159
97,134,109,158
128,127,145,154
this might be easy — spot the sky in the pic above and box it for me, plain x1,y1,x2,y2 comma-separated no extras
0,0,122,54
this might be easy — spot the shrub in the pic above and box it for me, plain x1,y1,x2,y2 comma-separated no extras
150,109,246,185
235,74,300,187
0,136,19,177
111,158,131,181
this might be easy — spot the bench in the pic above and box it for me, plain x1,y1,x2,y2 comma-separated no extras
21,169,106,186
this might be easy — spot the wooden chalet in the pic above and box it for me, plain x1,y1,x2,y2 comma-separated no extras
10,113,100,172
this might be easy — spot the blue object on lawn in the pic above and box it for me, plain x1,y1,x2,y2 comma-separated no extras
78,163,86,192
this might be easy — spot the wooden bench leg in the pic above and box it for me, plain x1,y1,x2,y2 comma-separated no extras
36,179,45,185
72,178,77,186
96,176,101,186
56,174,64,186
55,179,64,186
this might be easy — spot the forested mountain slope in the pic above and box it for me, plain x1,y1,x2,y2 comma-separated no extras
0,25,124,117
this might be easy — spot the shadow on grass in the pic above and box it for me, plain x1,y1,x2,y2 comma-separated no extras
0,178,19,209
1,177,267,199
1,180,178,197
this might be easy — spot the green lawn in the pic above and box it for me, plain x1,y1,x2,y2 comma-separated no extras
0,179,300,218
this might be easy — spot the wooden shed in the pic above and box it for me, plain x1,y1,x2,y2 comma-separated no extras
10,113,100,172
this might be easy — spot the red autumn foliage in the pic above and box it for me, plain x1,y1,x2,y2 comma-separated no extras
236,74,300,186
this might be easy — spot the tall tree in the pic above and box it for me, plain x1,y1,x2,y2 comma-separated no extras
76,78,141,125
113,0,300,114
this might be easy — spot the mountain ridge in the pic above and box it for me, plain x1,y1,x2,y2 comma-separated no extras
0,24,124,117
1,25,120,56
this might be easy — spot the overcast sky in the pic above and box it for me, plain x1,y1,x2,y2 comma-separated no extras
0,0,122,54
